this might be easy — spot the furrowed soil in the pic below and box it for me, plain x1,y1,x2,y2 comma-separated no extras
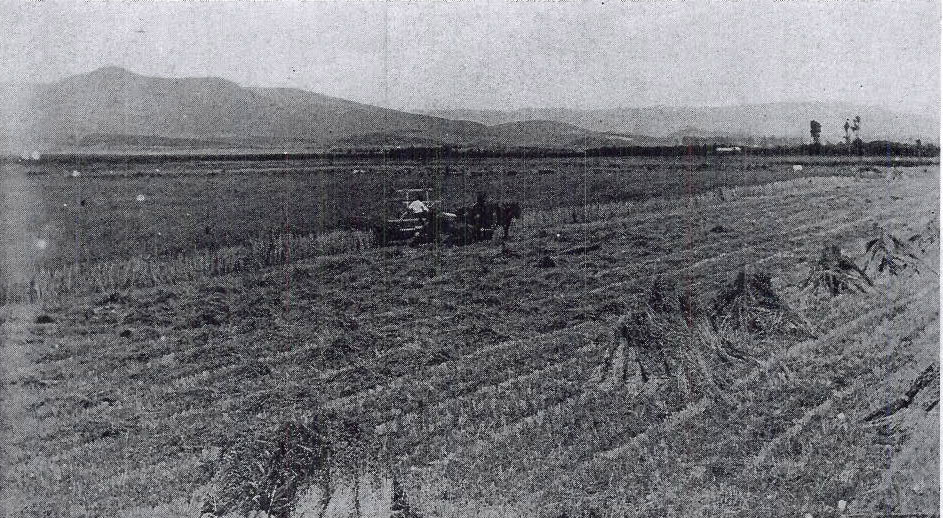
0,160,938,517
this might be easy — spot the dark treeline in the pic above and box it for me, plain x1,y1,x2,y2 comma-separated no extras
4,140,938,165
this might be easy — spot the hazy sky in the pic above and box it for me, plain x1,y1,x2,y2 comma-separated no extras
1,1,939,112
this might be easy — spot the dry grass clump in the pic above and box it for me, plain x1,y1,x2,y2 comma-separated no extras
606,306,681,383
647,274,698,316
710,270,813,338
907,217,939,255
604,277,752,402
863,226,929,276
207,411,370,518
801,245,873,296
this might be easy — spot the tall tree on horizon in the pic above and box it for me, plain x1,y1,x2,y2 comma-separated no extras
851,115,863,156
810,120,822,154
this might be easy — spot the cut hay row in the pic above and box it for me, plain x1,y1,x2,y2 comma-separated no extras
588,196,923,299
536,350,920,515
580,186,872,282
520,178,823,237
573,171,928,243
586,221,812,298
745,387,847,470
685,208,879,273
433,386,647,499
142,296,596,430
99,308,610,464
532,395,713,514
377,339,610,458
529,279,938,510
731,326,940,515
387,315,706,464
772,281,938,365
325,321,608,417
467,380,714,492
478,367,732,490
514,172,870,232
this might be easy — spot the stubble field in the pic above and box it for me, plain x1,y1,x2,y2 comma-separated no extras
0,155,938,518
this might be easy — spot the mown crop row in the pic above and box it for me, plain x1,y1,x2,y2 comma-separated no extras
0,171,889,307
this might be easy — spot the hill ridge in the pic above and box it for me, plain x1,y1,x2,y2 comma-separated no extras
2,67,937,152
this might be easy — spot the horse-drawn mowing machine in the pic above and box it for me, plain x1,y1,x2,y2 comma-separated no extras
371,189,520,247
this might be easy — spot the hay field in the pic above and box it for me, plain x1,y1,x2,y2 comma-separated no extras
0,157,938,517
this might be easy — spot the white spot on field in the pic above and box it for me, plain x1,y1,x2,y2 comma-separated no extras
30,151,41,161
35,238,47,250
136,194,146,202
71,170,81,178
793,164,804,172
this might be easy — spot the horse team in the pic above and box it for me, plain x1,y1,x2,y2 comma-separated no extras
373,192,522,247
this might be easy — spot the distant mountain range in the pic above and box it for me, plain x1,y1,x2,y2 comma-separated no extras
0,67,937,153
424,103,939,144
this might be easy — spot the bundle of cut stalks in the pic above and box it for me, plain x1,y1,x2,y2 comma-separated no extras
907,217,939,255
208,412,368,518
801,245,873,296
604,278,751,403
864,226,930,276
710,270,813,338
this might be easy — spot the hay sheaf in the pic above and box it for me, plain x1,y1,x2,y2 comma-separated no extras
802,245,873,296
206,411,371,518
608,307,757,404
908,216,939,255
605,277,754,402
710,270,813,338
864,226,931,277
